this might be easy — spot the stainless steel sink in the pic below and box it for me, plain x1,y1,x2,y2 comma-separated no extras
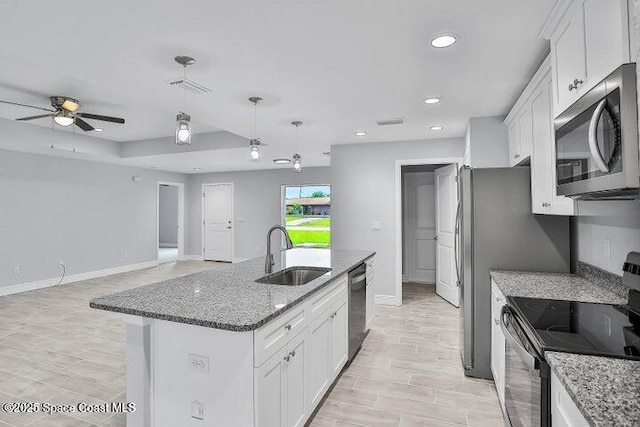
256,266,331,286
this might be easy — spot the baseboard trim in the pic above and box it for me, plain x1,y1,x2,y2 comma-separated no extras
375,295,401,306
233,258,249,263
0,260,159,297
183,255,205,261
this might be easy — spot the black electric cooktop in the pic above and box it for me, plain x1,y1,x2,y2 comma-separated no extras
509,296,640,360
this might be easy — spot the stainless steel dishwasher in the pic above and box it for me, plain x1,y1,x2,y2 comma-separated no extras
348,263,367,360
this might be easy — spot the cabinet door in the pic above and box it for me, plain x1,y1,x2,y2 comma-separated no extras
308,310,332,408
552,0,587,116
551,371,590,427
490,282,506,407
366,278,374,331
518,104,533,163
530,81,553,214
584,0,630,89
508,121,521,166
285,333,308,427
330,297,349,377
256,347,287,427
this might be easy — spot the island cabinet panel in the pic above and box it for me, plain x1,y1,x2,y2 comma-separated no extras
285,332,308,427
551,371,590,427
150,320,255,427
365,258,375,330
256,345,288,427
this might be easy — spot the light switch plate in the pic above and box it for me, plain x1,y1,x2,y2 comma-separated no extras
191,400,204,420
189,354,210,373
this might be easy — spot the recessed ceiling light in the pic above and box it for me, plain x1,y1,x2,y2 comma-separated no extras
93,128,104,132
273,158,291,164
431,34,457,48
193,167,203,171
354,131,367,137
429,125,445,131
423,97,441,105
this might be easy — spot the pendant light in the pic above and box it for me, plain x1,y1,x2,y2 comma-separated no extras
174,56,195,145
248,97,263,161
291,121,303,173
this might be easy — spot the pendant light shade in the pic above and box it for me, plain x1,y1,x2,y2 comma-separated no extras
291,121,303,173
174,56,195,146
249,139,261,161
248,97,263,161
292,153,302,172
175,112,192,145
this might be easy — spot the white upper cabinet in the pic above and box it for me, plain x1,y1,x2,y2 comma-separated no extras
506,56,576,215
543,0,630,117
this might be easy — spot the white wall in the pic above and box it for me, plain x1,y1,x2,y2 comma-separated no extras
187,167,331,260
464,116,510,168
331,138,465,301
0,149,187,288
573,2,640,275
159,185,179,247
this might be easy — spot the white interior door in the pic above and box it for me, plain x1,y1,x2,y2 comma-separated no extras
203,183,233,262
435,165,459,307
403,172,436,283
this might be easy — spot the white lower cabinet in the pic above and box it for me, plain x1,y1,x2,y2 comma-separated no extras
256,276,349,427
490,280,506,408
551,371,589,427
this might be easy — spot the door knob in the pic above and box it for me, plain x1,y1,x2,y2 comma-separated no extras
568,78,584,91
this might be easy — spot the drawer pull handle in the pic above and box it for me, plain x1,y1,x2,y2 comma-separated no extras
289,350,296,358
495,319,500,325
284,324,292,331
284,354,290,362
495,296,502,302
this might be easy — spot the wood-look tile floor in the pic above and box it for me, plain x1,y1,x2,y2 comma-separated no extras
0,266,506,427
0,261,224,427
310,283,506,427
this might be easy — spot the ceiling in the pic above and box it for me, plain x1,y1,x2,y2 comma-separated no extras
0,0,555,173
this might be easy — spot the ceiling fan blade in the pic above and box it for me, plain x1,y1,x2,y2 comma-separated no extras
75,117,95,132
0,99,55,112
76,112,125,124
16,113,54,121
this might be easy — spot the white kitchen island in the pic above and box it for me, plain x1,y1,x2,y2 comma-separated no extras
91,248,375,427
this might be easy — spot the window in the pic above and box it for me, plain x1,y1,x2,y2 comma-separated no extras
283,185,331,248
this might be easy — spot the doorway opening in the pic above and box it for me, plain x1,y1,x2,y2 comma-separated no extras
202,183,234,262
396,158,462,307
282,185,331,248
157,182,184,264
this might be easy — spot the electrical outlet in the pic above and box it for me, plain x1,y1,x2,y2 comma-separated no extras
604,238,611,259
189,354,210,373
13,266,20,275
191,401,204,420
371,221,382,232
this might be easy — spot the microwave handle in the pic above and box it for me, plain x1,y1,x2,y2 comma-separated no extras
588,98,610,173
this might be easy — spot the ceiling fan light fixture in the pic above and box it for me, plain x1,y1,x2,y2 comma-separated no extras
61,98,80,112
175,112,192,145
53,110,74,127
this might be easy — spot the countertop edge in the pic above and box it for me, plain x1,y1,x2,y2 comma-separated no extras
91,250,376,331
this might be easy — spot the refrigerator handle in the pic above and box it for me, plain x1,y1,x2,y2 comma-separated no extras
454,200,461,285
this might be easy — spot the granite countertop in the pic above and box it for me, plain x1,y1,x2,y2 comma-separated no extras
90,248,374,331
489,270,626,304
546,352,640,427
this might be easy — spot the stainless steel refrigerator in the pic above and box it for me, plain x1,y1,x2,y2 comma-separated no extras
456,166,570,379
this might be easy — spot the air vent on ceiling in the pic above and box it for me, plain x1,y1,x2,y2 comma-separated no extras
167,78,212,94
376,117,404,126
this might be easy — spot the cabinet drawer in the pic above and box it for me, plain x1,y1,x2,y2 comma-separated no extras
309,276,347,321
254,305,306,367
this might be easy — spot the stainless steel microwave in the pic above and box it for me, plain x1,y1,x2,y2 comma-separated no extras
554,63,640,199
